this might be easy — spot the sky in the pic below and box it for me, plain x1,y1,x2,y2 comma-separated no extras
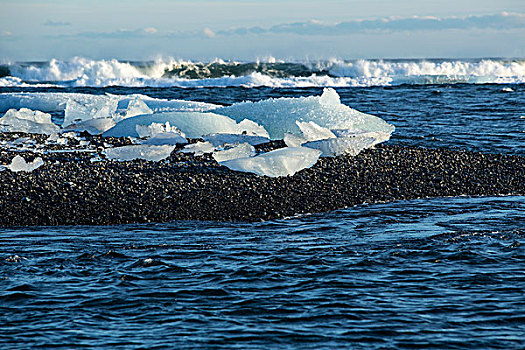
0,0,524,61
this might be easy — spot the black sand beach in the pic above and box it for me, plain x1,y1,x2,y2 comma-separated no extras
1,134,524,226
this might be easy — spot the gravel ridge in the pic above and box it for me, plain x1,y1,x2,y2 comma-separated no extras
1,142,524,226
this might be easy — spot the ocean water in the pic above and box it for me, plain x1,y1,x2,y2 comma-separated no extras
1,59,524,349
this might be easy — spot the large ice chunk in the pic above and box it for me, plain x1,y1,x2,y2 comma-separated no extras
118,95,219,113
220,147,322,177
102,145,175,161
204,133,270,147
135,121,184,138
0,93,71,112
3,155,44,172
213,88,394,140
0,93,219,114
0,108,60,135
212,143,255,163
103,112,248,139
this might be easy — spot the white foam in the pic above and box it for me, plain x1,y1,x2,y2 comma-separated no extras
220,147,322,177
4,57,524,87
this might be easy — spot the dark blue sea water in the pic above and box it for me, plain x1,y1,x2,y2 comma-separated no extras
1,82,524,348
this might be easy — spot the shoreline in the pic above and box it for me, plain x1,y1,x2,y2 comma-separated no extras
1,138,524,227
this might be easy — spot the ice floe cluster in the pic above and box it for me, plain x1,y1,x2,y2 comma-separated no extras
0,89,394,177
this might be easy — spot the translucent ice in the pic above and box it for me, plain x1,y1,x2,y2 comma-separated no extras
180,142,215,156
0,92,71,113
0,108,60,135
296,121,336,141
63,95,118,127
204,133,270,147
102,145,175,162
141,132,188,145
135,122,183,139
119,97,153,120
237,119,270,137
220,147,322,177
104,112,247,139
213,88,394,140
62,118,116,135
331,129,392,147
283,133,306,147
0,92,219,114
303,135,377,157
5,155,44,172
212,143,255,163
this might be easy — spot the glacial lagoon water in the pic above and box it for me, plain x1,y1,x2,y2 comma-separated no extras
1,77,524,348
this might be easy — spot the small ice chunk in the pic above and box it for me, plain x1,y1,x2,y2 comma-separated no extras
220,147,322,177
296,121,336,141
501,87,514,92
204,133,270,147
180,141,215,156
303,135,377,157
318,87,341,105
119,97,153,120
104,112,243,139
283,133,306,147
102,145,175,162
5,155,44,172
0,108,59,135
332,129,392,146
212,143,255,163
141,132,188,145
135,122,184,139
237,119,270,137
63,96,118,127
62,117,116,135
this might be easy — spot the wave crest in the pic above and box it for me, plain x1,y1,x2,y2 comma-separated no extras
1,57,524,87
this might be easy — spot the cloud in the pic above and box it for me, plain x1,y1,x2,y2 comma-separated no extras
143,27,158,34
43,20,72,27
72,27,159,39
217,12,525,36
203,27,215,38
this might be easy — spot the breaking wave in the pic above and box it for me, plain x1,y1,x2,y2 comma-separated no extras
1,57,524,88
